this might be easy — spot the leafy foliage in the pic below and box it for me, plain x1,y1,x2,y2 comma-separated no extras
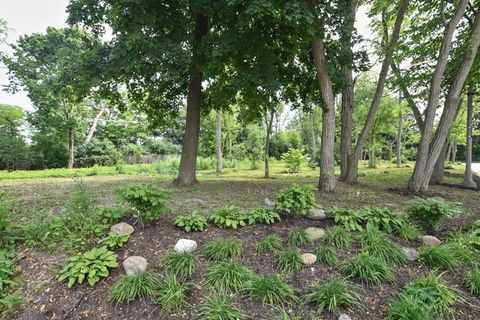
155,275,190,312
0,193,14,249
99,232,129,249
247,208,280,225
274,185,316,215
117,184,171,225
418,245,463,270
286,228,310,247
360,229,407,265
277,248,303,273
209,205,246,229
406,197,460,230
202,238,242,261
95,207,126,225
325,207,364,231
198,295,245,320
244,274,295,305
395,222,422,241
57,246,118,288
281,148,304,173
466,268,480,295
361,207,404,233
256,235,283,253
174,211,207,232
324,227,353,248
206,260,254,293
0,250,19,313
160,251,197,280
110,272,161,304
339,253,394,286
386,295,429,320
314,247,338,265
304,278,359,313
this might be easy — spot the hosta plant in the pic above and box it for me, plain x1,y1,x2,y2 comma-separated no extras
361,207,404,233
274,185,316,215
325,207,364,231
247,208,280,225
209,205,246,229
99,232,129,249
174,211,207,232
57,246,118,288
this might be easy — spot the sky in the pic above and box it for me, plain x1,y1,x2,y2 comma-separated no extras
0,1,373,112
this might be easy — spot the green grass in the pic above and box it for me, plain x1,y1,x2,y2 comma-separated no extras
360,229,407,265
160,251,197,280
256,234,283,253
202,238,242,261
385,295,429,320
205,260,254,292
314,247,338,265
324,226,353,248
198,295,245,320
395,222,422,241
244,274,295,305
277,248,303,273
109,272,161,305
339,252,395,286
466,268,480,295
286,228,310,247
304,278,359,313
418,245,460,270
155,275,190,312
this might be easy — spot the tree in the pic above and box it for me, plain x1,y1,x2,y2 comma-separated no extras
215,109,223,175
0,104,30,170
464,85,478,188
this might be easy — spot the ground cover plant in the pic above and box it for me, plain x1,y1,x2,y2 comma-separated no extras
198,295,245,320
244,274,295,305
405,197,460,231
256,234,283,253
247,207,280,225
324,226,353,248
315,247,338,265
304,278,360,313
360,228,407,265
274,185,316,215
209,205,247,229
339,252,395,286
155,275,190,312
326,207,364,231
277,248,303,273
160,251,197,280
99,232,129,249
202,238,242,261
205,260,254,292
286,228,310,247
466,268,480,295
110,271,161,304
174,211,207,232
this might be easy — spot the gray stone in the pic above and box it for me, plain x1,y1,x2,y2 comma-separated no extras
338,314,352,320
402,247,419,261
110,222,134,236
305,227,325,242
123,256,148,276
306,208,327,221
417,235,441,246
301,253,317,265
174,239,197,253
264,198,274,207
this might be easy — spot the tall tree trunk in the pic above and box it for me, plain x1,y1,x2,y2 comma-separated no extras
175,14,208,186
430,141,448,184
68,129,75,169
396,107,403,167
452,141,458,163
215,109,223,175
446,142,453,162
84,103,106,145
464,84,477,188
344,0,410,183
264,110,274,178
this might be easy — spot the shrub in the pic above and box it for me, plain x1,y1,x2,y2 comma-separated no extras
324,227,353,248
395,222,421,241
466,268,480,295
95,207,126,225
304,278,359,313
0,292,22,315
405,197,460,230
117,184,171,225
198,295,245,320
418,245,460,270
174,211,207,232
206,260,254,292
110,272,161,304
286,228,310,247
385,295,429,320
315,247,338,265
247,208,281,225
277,248,303,273
244,274,295,305
99,232,129,249
160,251,197,280
0,251,17,294
360,229,407,265
57,246,118,288
275,185,316,215
325,207,363,232
209,205,246,229
361,207,404,233
202,238,242,261
281,148,304,173
257,235,283,253
0,193,14,248
155,275,190,312
339,253,394,286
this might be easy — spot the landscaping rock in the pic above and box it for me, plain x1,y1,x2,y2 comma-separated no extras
306,208,327,221
110,222,134,236
305,227,325,241
402,247,419,261
123,256,148,276
338,314,352,320
301,253,317,265
264,198,274,207
417,235,441,246
174,239,197,253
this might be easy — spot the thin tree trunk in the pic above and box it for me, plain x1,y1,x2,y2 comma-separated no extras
430,141,448,184
175,13,208,186
446,142,453,162
84,103,106,145
264,110,274,178
464,84,477,188
452,141,458,163
68,129,75,169
310,111,317,161
396,107,403,167
344,0,409,183
215,109,223,175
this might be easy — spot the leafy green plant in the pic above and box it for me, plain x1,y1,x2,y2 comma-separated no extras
418,245,460,270
257,235,283,253
57,246,118,288
281,148,304,173
385,295,429,320
209,205,246,229
325,207,363,231
361,207,404,233
324,227,353,248
244,274,295,305
202,238,242,261
405,197,460,230
198,295,245,320
304,278,359,313
117,184,171,224
160,251,197,280
277,248,303,273
174,211,207,232
274,185,316,215
0,193,14,249
99,232,129,249
110,271,161,304
0,251,17,293
395,222,421,241
95,207,126,225
339,253,394,286
155,275,190,312
286,228,310,247
466,267,480,295
206,260,254,292
360,229,407,265
247,208,280,225
315,247,338,265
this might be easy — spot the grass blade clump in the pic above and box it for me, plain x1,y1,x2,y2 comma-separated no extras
277,248,303,273
198,295,245,320
155,275,190,312
304,278,359,313
360,228,407,265
385,295,429,320
160,251,197,280
206,260,254,292
418,245,460,270
256,234,283,253
339,252,394,286
286,228,310,247
244,274,295,305
110,271,161,304
466,267,480,295
324,227,353,248
315,247,338,265
202,238,241,261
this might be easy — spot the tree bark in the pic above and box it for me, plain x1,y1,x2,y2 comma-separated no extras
175,13,208,186
215,109,223,175
464,84,477,188
344,0,410,183
430,140,448,184
446,142,453,162
452,141,458,163
264,110,274,178
84,103,106,145
68,129,75,169
396,103,403,167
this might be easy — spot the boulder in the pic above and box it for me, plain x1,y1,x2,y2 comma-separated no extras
402,247,419,261
305,227,325,242
123,256,148,276
417,235,441,246
338,314,352,320
174,239,197,253
301,253,317,265
110,222,134,236
306,208,327,221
